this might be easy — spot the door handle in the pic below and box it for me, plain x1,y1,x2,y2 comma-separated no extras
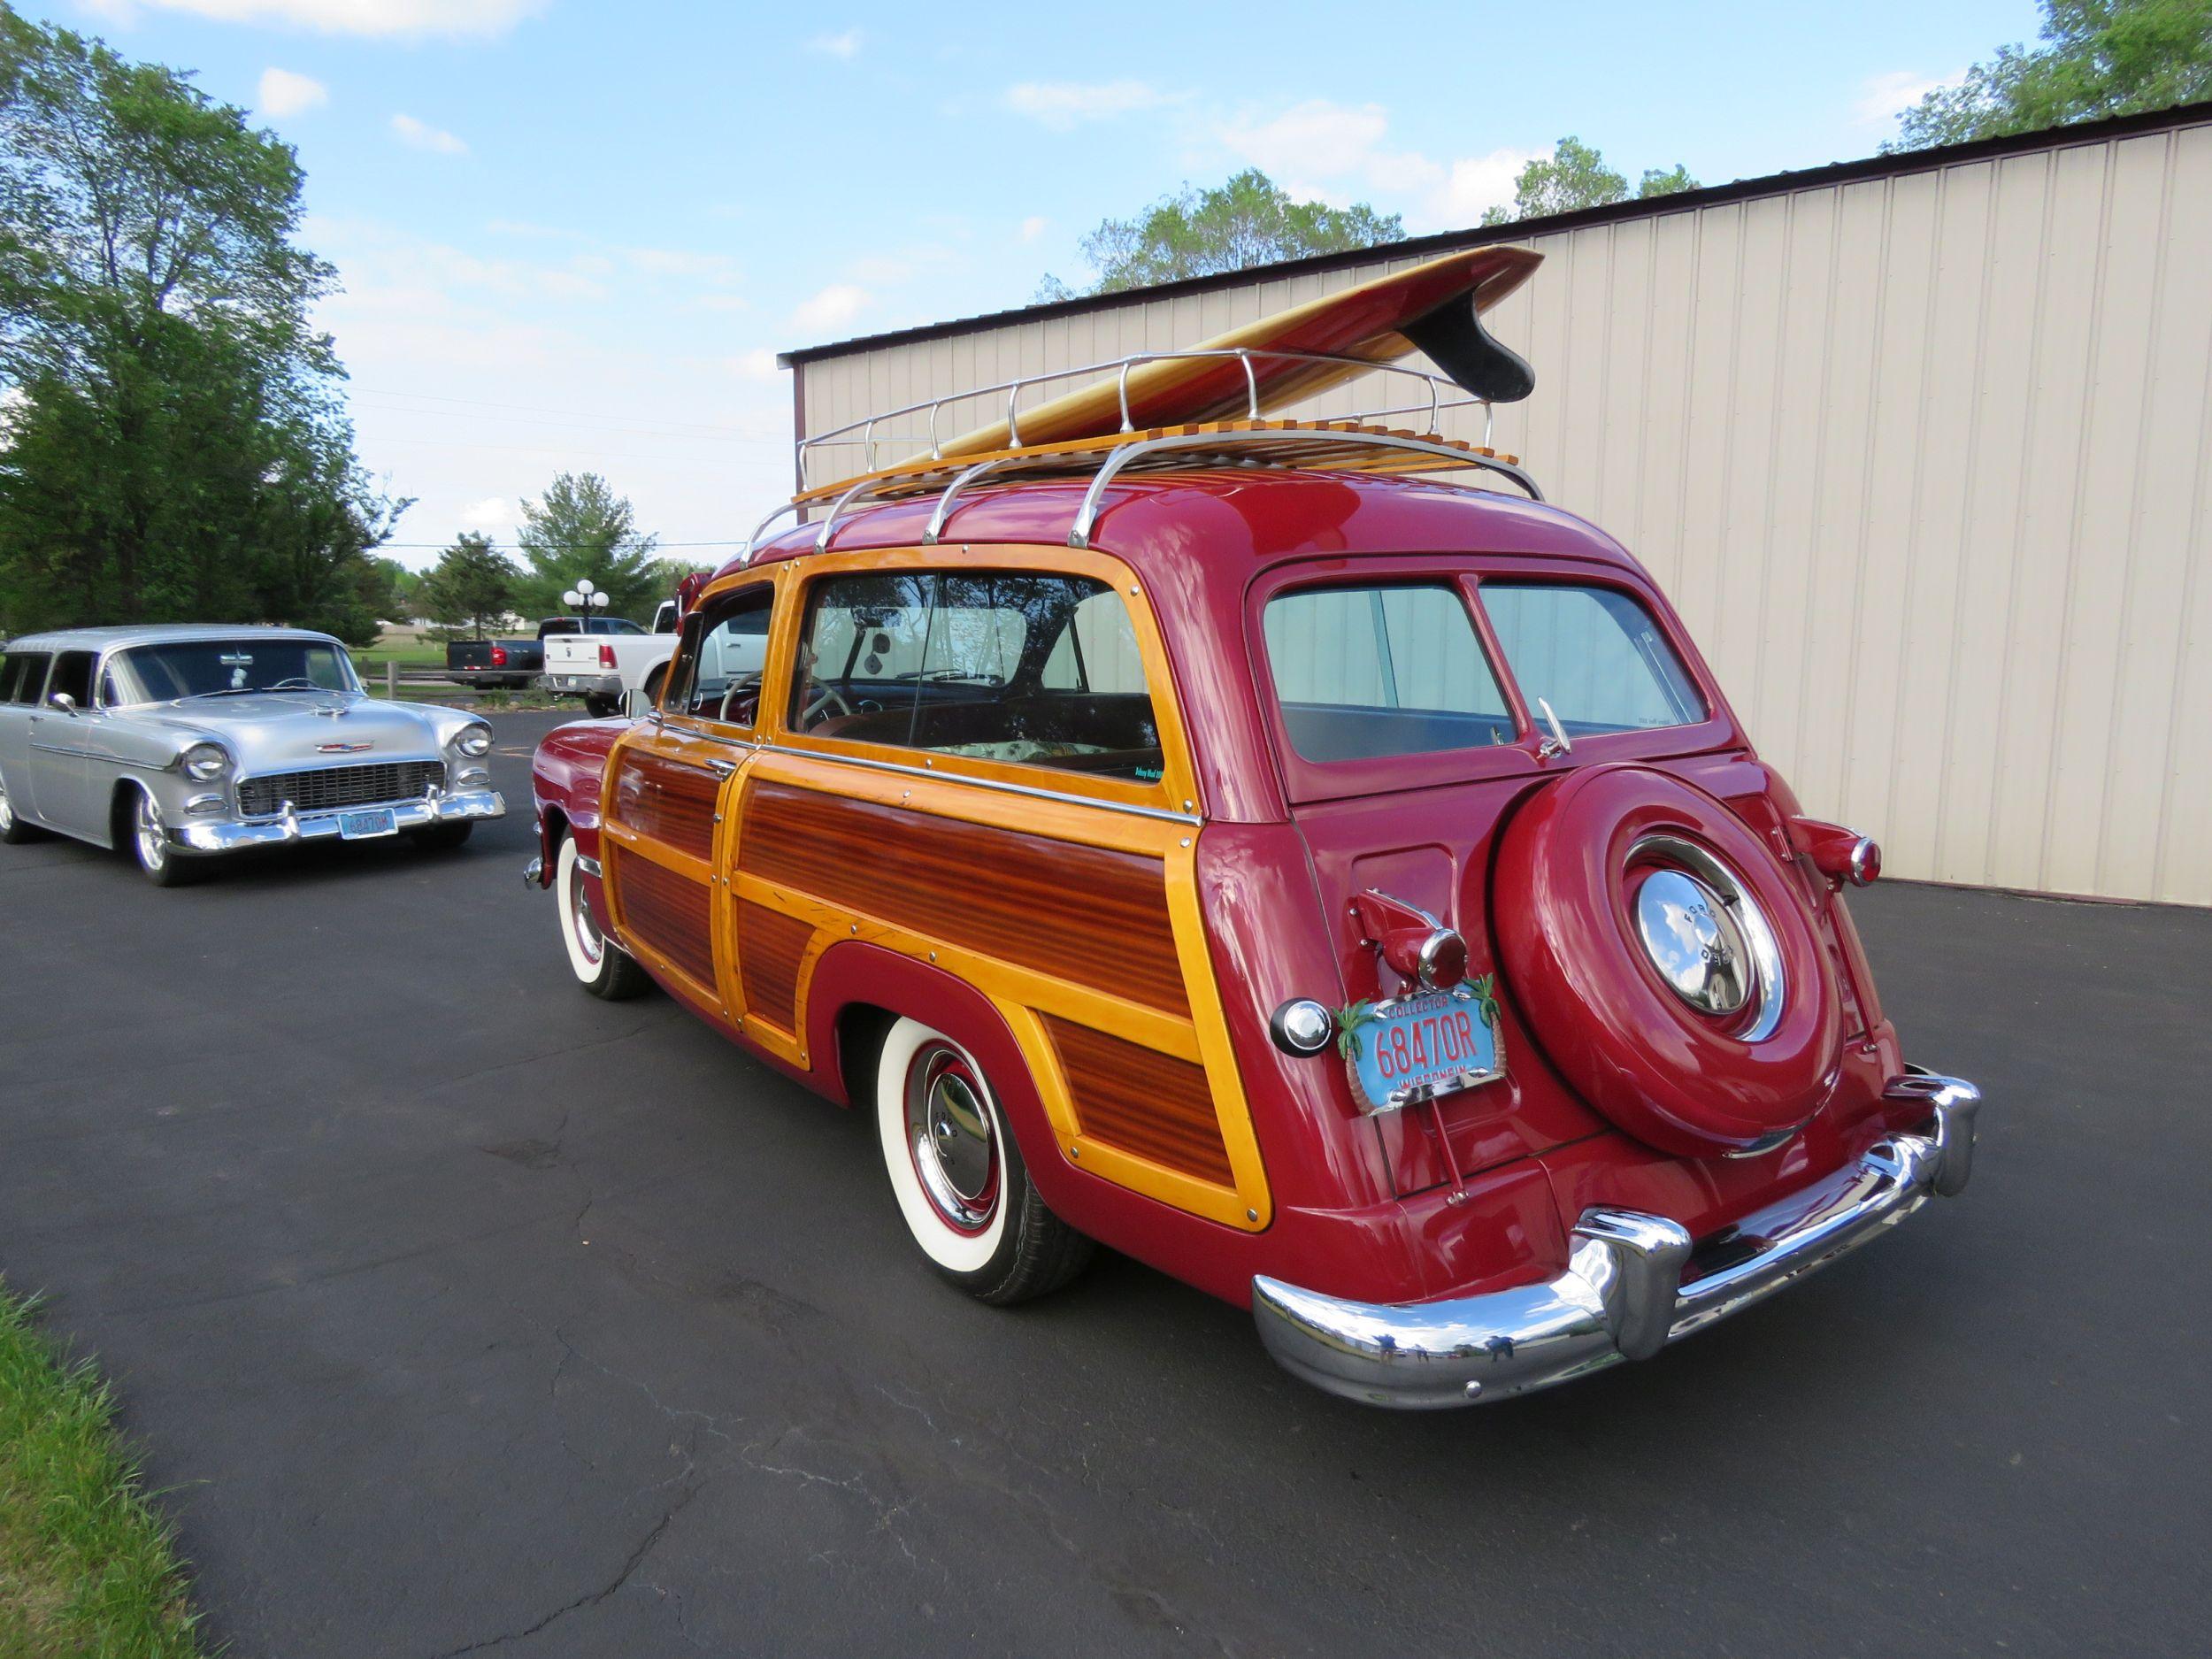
704,757,738,777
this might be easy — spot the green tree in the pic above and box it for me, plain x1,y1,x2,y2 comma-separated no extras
0,6,398,641
1481,137,1701,226
1040,168,1405,297
421,533,516,639
513,472,659,621
1893,0,2212,149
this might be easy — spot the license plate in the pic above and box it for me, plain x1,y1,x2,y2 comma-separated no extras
1342,980,1506,1113
337,808,398,840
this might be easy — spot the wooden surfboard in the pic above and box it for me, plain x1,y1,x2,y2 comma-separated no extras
939,244,1540,457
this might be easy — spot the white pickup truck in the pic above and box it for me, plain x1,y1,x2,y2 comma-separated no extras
539,599,681,717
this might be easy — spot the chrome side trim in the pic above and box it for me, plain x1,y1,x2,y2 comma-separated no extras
759,741,1201,826
1251,1076,1978,1409
577,853,603,878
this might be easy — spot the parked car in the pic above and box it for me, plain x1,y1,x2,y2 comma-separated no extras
446,615,644,689
522,265,1978,1408
539,598,684,718
0,625,503,885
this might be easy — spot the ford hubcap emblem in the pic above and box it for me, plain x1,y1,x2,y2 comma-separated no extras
1635,867,1754,1016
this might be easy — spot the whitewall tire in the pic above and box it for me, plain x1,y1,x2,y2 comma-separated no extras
556,833,649,1000
873,1016,1093,1302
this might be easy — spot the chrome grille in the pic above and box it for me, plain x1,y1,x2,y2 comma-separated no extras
237,761,443,818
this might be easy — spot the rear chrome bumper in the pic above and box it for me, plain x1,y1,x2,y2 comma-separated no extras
1252,1071,1980,1409
169,789,505,854
538,672,619,697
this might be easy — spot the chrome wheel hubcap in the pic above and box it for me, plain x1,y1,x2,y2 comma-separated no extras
1628,834,1787,1041
0,780,12,833
567,864,604,966
905,1046,998,1232
135,795,165,871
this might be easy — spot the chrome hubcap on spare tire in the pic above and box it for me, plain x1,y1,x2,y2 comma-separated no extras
1629,834,1786,1041
905,1045,999,1233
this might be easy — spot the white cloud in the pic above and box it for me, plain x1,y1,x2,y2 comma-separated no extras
1003,80,1169,132
460,496,515,534
792,283,872,333
807,27,863,58
1854,67,1966,128
113,1,541,36
391,113,468,156
257,66,327,117
732,349,782,380
1217,97,1539,232
1019,215,1048,243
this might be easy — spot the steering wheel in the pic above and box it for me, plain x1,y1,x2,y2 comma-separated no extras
801,683,854,728
718,672,764,728
268,677,323,692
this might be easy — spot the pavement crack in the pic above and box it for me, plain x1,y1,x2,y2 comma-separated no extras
431,1485,697,1658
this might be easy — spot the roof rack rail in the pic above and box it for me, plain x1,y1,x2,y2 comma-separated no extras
743,421,1540,565
795,348,1494,492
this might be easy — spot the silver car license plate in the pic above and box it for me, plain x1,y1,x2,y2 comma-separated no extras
338,808,398,840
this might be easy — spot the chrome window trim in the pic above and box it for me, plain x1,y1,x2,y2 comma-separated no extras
760,739,1199,826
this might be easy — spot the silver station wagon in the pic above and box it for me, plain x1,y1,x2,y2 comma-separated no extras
0,625,504,886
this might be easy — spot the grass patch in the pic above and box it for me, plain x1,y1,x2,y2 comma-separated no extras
0,1282,208,1658
350,644,443,670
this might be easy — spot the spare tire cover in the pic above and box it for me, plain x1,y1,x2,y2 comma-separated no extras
1493,764,1842,1157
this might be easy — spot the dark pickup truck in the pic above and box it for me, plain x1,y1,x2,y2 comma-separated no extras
445,616,644,688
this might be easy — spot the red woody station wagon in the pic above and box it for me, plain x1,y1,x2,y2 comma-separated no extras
526,249,1980,1408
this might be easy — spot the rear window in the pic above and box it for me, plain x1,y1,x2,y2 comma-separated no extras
1263,584,1514,762
1479,583,1703,734
790,571,1164,783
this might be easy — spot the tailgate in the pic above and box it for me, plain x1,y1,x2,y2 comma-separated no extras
541,638,601,672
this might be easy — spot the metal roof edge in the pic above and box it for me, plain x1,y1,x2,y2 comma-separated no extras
777,99,2212,367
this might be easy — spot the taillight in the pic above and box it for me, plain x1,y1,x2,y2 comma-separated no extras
489,646,508,667
1790,817,1879,887
598,644,618,669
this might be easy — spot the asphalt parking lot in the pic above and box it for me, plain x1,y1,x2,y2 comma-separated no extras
1,709,2204,1657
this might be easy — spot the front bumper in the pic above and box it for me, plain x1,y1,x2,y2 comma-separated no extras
1252,1071,1980,1409
168,789,505,854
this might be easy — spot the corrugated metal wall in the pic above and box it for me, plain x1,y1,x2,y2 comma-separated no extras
794,118,2212,905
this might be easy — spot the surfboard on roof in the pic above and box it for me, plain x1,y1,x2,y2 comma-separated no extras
938,244,1543,457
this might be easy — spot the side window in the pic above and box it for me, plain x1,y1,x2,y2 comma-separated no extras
790,571,1164,783
662,586,775,727
1478,583,1704,734
46,651,95,708
0,655,21,703
7,654,50,704
1262,584,1514,762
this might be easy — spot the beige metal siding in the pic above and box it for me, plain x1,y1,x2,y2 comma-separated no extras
795,119,2212,904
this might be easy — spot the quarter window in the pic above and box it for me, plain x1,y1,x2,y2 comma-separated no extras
791,572,1164,783
1263,584,1514,762
1478,583,1704,734
6,654,50,704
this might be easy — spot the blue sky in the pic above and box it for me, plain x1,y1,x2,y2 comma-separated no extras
42,0,2039,570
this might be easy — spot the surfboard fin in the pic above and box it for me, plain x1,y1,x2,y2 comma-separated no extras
1402,296,1536,404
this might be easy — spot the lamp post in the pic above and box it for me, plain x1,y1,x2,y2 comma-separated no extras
561,578,611,614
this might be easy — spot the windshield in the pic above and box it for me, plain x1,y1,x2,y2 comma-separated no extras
109,639,358,703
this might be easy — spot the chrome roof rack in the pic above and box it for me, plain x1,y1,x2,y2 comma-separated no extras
755,421,1541,564
795,348,1496,494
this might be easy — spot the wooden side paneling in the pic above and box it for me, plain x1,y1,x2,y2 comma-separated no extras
738,901,814,1033
611,848,715,987
1043,1015,1233,1186
610,749,718,862
738,780,1188,1013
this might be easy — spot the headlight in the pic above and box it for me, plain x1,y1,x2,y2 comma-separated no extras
451,723,493,757
181,742,230,782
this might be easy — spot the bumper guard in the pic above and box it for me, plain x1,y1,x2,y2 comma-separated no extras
1252,1071,1980,1409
